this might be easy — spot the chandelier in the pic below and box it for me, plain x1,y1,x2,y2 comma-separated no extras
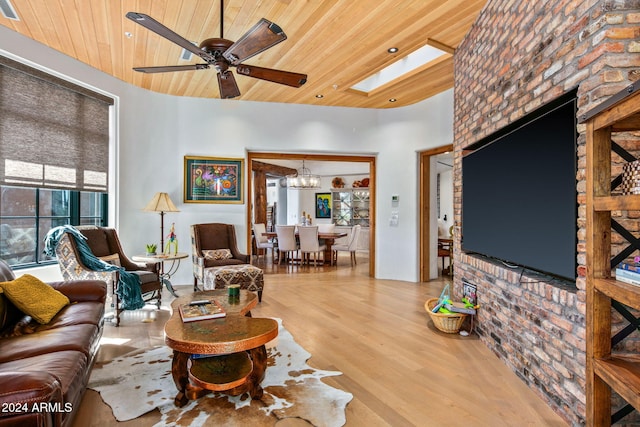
287,160,321,189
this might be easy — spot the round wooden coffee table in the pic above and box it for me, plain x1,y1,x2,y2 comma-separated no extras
165,290,278,406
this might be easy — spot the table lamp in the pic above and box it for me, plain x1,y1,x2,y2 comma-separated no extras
143,192,180,251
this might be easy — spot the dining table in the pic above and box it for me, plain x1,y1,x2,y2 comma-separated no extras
262,230,347,265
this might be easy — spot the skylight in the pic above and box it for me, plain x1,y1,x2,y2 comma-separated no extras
351,43,447,93
0,0,19,21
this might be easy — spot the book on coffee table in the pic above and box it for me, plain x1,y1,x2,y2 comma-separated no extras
179,299,226,322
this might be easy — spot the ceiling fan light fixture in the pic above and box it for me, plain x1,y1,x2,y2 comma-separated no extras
125,9,307,99
286,161,321,189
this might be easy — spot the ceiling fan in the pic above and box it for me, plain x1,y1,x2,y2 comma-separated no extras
125,2,307,99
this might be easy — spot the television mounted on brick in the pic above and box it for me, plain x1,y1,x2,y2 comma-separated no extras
461,89,578,281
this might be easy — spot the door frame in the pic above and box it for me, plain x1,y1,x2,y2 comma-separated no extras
247,151,376,277
419,144,453,282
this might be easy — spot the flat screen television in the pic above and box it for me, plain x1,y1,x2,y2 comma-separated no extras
461,91,577,281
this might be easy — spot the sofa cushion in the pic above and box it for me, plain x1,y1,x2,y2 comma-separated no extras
129,270,158,284
0,371,62,426
34,301,104,331
0,324,99,364
0,350,88,411
203,249,233,260
0,275,70,324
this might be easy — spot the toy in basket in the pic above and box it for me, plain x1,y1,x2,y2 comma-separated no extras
425,284,471,334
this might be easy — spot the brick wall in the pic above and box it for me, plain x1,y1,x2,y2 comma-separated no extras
453,0,640,424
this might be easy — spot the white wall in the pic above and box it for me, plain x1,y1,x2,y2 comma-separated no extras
0,24,453,284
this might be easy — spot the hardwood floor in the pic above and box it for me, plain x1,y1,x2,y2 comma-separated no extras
72,252,567,426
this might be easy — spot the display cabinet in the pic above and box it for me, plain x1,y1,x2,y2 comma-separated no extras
584,81,640,426
331,188,369,227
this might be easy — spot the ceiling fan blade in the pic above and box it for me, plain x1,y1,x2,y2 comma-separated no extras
222,18,287,65
217,71,241,99
126,12,215,62
235,65,307,88
133,64,210,73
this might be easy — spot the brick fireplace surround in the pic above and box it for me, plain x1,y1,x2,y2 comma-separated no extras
453,0,640,424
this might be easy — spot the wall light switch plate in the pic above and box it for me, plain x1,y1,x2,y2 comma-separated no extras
389,211,399,226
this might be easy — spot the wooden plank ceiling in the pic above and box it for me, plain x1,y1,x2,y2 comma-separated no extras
0,0,486,109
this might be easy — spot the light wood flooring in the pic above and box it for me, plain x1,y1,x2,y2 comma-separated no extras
72,252,567,426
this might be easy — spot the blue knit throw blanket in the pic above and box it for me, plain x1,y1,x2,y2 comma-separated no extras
44,225,145,310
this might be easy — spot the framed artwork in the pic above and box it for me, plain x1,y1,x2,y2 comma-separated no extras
184,156,244,203
315,192,331,218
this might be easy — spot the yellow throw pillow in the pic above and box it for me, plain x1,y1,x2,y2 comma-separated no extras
0,275,70,324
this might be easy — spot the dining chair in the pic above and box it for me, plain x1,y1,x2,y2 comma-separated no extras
298,226,326,266
275,225,298,265
332,224,361,266
317,223,335,233
438,238,452,275
252,223,274,261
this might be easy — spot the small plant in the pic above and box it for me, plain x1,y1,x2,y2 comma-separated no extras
145,243,157,255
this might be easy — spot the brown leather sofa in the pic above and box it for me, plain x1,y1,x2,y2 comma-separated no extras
0,259,107,427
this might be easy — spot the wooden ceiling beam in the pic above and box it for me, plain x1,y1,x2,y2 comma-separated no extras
252,160,296,177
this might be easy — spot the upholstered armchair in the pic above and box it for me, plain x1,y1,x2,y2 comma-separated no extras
191,223,250,290
54,226,162,326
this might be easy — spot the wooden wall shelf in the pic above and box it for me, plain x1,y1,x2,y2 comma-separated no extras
585,84,640,425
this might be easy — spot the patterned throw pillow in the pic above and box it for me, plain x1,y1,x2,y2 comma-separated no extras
0,275,70,324
99,253,121,267
0,314,37,338
202,249,233,260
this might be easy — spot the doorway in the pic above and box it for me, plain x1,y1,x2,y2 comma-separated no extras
247,152,376,277
419,144,454,282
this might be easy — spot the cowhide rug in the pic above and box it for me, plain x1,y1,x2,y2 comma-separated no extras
88,318,352,427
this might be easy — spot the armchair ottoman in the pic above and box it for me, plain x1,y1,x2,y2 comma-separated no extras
203,264,265,302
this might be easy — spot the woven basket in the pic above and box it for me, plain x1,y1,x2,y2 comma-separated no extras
425,298,467,334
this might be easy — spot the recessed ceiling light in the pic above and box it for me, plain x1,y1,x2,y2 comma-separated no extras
389,98,397,102
315,94,324,98
387,47,398,53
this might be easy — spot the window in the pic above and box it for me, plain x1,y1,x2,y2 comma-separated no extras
0,185,107,267
0,55,113,268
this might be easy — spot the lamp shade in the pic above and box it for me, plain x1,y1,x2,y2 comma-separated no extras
143,192,180,213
